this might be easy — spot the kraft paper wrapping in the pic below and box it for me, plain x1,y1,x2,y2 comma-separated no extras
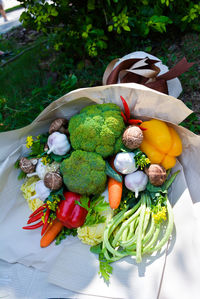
0,83,200,299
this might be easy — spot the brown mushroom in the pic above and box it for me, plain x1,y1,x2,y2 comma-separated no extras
145,164,167,186
44,172,63,190
19,157,38,174
122,126,143,150
49,118,68,135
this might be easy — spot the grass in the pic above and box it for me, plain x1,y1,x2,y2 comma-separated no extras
0,27,199,134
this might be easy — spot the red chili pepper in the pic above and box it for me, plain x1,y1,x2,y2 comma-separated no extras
140,127,147,131
128,119,143,125
41,208,50,236
56,191,89,229
22,221,43,230
121,111,128,123
27,211,44,224
120,96,130,119
29,204,46,219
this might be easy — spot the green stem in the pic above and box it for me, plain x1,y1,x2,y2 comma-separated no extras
150,198,174,253
112,205,142,247
142,213,155,245
136,194,147,263
143,224,161,254
164,170,180,190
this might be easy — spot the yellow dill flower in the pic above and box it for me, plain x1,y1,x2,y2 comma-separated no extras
41,156,50,165
153,206,167,224
145,158,151,164
26,136,33,148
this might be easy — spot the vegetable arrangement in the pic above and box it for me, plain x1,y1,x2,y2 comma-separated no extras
15,96,183,281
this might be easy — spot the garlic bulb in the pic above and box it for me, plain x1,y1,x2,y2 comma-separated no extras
47,132,70,156
125,170,148,198
30,180,51,202
114,152,138,174
27,159,60,179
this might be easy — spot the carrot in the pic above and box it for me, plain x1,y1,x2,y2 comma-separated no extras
108,157,123,210
40,219,63,248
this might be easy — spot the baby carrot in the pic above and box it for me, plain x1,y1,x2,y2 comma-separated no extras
108,157,123,210
40,219,63,248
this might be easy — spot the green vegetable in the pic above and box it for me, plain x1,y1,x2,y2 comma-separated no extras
95,170,179,281
55,227,77,245
60,150,107,195
105,160,122,182
77,194,110,226
68,103,125,158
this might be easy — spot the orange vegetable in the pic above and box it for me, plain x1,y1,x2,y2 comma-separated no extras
108,158,123,210
40,219,63,248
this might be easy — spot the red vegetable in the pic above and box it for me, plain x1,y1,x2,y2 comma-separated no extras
120,96,130,119
29,204,46,219
41,207,50,236
23,221,43,230
56,191,89,228
120,96,146,130
27,211,44,224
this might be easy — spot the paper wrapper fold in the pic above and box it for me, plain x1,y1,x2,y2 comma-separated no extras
0,83,200,299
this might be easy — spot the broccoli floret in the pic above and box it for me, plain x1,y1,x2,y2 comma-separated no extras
68,103,125,158
60,150,107,195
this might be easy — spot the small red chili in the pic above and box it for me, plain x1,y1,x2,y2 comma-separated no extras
121,111,128,123
27,211,44,224
120,96,147,131
120,96,130,119
22,221,43,230
41,208,50,236
29,204,46,219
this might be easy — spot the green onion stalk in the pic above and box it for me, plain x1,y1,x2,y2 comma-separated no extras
101,171,179,264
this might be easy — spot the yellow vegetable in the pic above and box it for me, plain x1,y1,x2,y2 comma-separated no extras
21,176,43,211
140,119,182,170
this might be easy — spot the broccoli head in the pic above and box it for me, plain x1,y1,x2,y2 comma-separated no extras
60,150,107,195
68,103,125,158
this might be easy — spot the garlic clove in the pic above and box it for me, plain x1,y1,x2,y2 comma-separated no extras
30,180,51,201
125,170,148,198
114,152,138,174
47,132,71,156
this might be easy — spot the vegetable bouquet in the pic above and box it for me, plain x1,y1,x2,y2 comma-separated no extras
16,96,182,281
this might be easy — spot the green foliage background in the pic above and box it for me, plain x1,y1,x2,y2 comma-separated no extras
0,0,199,133
19,0,200,57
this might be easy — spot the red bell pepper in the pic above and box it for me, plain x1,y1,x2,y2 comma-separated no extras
56,191,89,229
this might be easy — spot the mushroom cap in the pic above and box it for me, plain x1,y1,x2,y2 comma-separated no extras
19,157,37,174
122,126,143,150
145,164,167,186
44,172,63,190
49,118,68,135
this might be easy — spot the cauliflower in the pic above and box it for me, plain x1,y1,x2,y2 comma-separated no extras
68,103,125,158
60,150,107,195
77,208,114,246
21,176,43,211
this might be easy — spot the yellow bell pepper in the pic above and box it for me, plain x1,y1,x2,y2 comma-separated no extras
140,119,182,169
